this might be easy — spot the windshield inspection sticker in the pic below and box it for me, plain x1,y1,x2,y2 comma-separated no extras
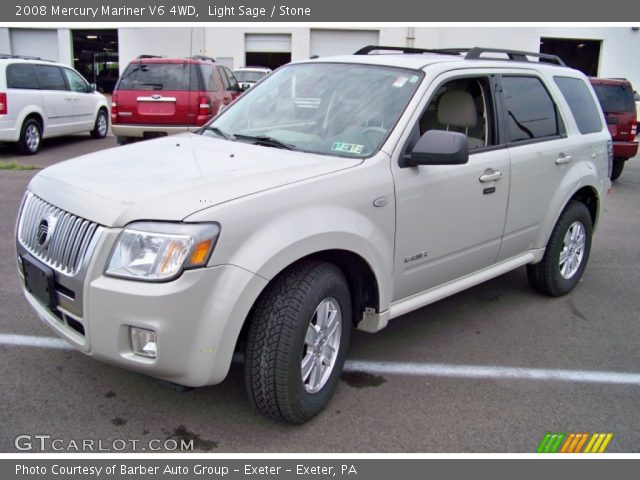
393,76,409,88
332,142,365,154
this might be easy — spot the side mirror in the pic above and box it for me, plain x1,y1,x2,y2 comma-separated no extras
89,83,97,92
240,84,250,92
402,130,469,167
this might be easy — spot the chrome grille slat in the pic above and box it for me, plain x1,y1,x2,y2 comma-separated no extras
17,192,101,276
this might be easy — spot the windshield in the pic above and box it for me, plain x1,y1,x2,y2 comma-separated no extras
234,70,268,83
205,63,423,158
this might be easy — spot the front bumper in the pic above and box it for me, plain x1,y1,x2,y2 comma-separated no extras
19,237,268,387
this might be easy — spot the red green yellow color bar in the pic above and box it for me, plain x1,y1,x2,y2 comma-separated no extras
537,432,613,453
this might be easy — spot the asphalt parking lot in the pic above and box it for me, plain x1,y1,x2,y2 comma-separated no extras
1,136,639,453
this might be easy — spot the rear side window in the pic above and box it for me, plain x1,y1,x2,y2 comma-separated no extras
223,67,239,90
34,65,66,91
592,83,635,113
117,63,201,91
502,76,560,142
554,77,603,134
199,64,219,92
6,63,39,89
217,66,230,89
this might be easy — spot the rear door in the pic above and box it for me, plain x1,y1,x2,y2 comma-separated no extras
33,64,75,136
114,62,200,126
496,72,578,260
61,68,96,131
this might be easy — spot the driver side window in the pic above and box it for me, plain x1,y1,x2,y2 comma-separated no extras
63,68,90,93
418,77,495,151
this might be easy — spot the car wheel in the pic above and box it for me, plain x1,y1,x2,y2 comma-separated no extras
245,260,352,424
90,110,109,139
610,158,625,181
17,118,42,155
527,200,592,297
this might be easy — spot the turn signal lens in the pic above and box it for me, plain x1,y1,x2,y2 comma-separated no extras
189,239,213,266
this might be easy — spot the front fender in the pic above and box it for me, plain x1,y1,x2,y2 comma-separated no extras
218,205,394,311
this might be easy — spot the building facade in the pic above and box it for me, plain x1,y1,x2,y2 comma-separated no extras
1,26,639,92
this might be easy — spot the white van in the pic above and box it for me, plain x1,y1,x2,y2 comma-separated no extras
0,55,109,154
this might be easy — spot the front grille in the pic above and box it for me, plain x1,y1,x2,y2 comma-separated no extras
18,192,100,276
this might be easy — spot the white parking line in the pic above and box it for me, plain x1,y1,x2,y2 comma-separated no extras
344,360,640,386
3,333,640,387
0,333,71,350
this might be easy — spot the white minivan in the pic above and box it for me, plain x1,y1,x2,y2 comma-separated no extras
0,55,110,154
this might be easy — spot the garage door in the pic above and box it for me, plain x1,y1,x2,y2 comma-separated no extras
310,29,379,58
245,34,292,53
10,29,59,62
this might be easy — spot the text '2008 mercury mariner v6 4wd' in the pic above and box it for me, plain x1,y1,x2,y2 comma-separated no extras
16,47,612,423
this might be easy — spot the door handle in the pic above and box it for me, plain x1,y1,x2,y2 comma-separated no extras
64,96,72,100
555,154,572,165
479,169,502,183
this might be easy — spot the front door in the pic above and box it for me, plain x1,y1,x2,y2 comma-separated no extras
391,72,510,301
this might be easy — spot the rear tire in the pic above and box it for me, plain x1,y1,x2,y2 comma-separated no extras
17,118,42,155
244,260,351,424
90,109,108,139
610,158,625,181
527,201,592,297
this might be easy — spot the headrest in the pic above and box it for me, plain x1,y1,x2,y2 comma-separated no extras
437,90,477,128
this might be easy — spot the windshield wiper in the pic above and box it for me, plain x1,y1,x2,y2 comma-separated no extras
234,134,296,150
201,126,236,141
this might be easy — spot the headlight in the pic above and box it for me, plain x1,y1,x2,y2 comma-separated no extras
106,222,220,281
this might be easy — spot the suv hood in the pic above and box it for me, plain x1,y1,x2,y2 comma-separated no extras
28,134,362,227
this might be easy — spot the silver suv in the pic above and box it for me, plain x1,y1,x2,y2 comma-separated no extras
15,47,612,423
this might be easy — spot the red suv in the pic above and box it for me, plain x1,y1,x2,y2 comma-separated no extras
590,77,638,180
111,56,242,144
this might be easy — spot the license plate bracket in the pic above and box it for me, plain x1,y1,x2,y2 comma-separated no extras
21,255,57,309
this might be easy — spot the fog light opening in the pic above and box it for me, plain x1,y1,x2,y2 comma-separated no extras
130,327,157,358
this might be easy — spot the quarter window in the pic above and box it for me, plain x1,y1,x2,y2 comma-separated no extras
502,76,560,142
34,65,66,91
554,76,603,134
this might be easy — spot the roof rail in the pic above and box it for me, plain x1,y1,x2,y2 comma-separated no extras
463,47,566,66
0,53,55,62
136,54,163,59
190,55,216,62
354,45,456,56
354,45,566,66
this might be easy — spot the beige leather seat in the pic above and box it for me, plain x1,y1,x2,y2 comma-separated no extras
437,90,485,149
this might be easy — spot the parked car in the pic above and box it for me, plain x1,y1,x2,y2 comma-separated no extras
111,56,242,144
16,46,611,423
232,66,272,90
0,55,109,155
590,77,638,180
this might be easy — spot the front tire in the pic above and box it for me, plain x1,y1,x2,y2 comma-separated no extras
90,109,109,139
244,261,352,424
527,200,593,297
17,118,42,155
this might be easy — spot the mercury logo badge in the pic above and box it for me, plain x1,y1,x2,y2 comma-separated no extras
36,214,57,248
